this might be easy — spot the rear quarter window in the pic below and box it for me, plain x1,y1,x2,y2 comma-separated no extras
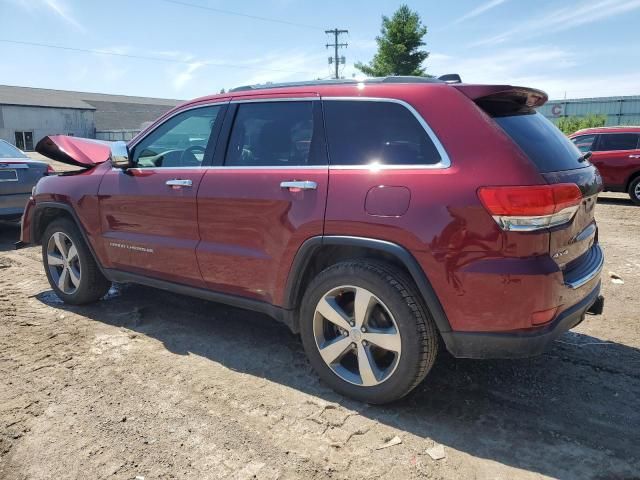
493,112,584,173
323,100,442,166
594,133,640,151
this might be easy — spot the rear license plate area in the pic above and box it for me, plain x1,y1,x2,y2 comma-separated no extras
0,169,18,182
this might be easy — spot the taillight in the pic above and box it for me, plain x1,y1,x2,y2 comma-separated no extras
478,183,582,231
45,165,55,176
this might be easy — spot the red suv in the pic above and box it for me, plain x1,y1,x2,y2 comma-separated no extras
19,78,605,404
569,126,640,204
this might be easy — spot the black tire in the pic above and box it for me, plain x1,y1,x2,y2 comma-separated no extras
42,218,111,304
299,260,439,404
628,177,640,205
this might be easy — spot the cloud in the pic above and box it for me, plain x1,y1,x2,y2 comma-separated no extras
450,0,509,25
472,0,640,46
173,62,206,90
426,45,640,99
427,46,577,81
7,0,85,32
234,50,331,86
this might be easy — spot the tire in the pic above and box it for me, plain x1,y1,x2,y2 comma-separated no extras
42,218,111,304
299,260,439,404
628,177,640,205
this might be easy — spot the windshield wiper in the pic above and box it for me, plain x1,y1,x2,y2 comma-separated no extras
578,151,592,163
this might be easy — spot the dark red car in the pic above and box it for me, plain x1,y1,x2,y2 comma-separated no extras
19,78,605,403
569,126,640,204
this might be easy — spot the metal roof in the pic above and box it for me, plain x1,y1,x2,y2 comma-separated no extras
0,84,181,110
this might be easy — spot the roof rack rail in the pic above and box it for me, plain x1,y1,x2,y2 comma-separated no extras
229,75,457,92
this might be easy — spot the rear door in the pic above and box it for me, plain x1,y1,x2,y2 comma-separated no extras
590,132,640,188
98,103,226,287
196,97,328,304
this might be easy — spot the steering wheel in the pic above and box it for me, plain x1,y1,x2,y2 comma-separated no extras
179,145,206,166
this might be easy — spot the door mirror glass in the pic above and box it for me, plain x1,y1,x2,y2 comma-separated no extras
110,141,131,168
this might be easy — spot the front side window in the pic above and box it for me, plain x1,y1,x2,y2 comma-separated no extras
323,100,442,166
131,105,222,168
571,134,596,153
594,133,640,152
224,101,315,167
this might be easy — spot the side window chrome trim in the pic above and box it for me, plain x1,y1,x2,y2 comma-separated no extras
127,101,229,153
111,165,328,171
321,96,451,170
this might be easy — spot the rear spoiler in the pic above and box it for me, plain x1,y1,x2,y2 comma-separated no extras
452,84,548,110
36,135,113,168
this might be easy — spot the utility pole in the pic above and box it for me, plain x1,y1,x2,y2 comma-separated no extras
325,28,348,79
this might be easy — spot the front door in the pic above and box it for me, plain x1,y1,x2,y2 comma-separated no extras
590,132,640,188
98,103,226,287
196,98,328,305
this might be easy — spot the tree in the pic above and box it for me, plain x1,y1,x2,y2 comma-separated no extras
555,114,607,135
355,5,429,77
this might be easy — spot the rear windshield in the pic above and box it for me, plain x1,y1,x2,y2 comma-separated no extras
0,140,27,159
493,112,584,173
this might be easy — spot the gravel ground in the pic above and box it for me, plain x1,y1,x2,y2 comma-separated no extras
0,193,639,480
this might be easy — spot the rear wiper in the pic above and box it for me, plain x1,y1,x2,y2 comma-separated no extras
578,151,592,163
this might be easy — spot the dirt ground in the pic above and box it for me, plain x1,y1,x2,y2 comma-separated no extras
0,192,639,480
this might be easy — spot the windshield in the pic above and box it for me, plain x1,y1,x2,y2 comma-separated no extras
0,140,27,159
493,113,584,173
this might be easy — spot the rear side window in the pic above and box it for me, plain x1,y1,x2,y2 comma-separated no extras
594,133,640,152
493,113,583,172
571,134,596,153
225,101,316,167
0,140,27,158
323,100,442,166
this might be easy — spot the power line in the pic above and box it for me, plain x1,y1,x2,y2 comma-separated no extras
0,39,316,75
325,29,348,79
159,0,324,30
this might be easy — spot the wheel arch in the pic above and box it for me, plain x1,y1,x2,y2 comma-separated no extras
32,201,107,275
283,236,452,335
625,169,640,191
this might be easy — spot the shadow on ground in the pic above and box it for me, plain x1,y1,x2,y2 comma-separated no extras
0,221,21,252
36,282,640,479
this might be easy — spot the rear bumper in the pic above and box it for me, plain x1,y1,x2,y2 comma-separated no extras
441,282,602,359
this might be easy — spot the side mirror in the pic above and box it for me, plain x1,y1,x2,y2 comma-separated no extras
110,141,132,168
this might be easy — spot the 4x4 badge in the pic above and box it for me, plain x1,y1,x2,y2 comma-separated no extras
552,249,569,259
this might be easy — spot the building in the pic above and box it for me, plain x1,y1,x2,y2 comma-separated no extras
539,95,640,126
0,85,181,150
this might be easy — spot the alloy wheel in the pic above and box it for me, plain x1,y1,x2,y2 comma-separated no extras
46,231,81,295
312,285,402,386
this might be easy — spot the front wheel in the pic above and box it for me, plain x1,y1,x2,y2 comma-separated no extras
299,261,439,404
42,218,111,304
628,177,640,205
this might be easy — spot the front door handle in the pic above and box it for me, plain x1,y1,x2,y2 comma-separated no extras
629,154,640,159
280,180,317,191
166,179,193,188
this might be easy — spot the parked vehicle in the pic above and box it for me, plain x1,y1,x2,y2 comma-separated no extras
19,78,605,403
0,139,52,221
569,126,640,204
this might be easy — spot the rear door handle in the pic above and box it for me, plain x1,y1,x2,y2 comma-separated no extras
629,154,640,158
166,179,193,187
280,180,317,191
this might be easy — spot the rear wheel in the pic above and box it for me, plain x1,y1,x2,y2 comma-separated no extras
42,218,111,304
628,177,640,205
299,261,438,404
